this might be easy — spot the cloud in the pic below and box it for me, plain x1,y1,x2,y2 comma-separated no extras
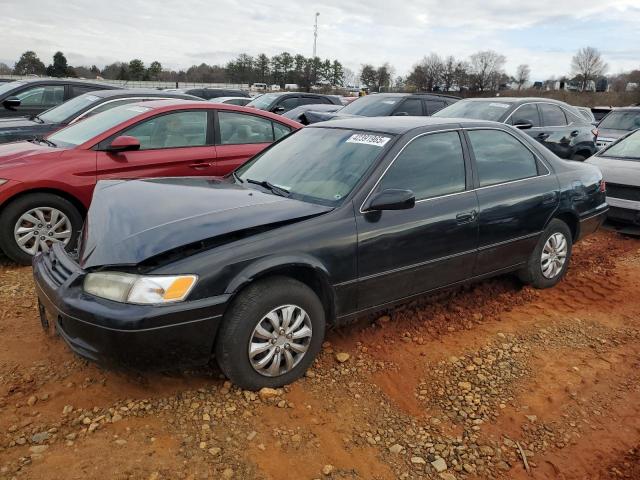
0,0,638,79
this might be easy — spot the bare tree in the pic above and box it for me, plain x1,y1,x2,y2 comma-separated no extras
441,56,460,92
421,53,444,91
571,47,607,91
515,64,531,90
469,50,506,91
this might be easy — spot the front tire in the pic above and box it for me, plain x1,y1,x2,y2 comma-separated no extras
518,219,572,289
0,193,83,265
215,276,326,390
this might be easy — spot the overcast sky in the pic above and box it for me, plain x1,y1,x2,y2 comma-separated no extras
1,0,639,80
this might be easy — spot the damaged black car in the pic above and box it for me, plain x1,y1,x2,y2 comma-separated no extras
33,117,608,389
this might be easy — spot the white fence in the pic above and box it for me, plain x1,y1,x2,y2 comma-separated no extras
0,75,249,90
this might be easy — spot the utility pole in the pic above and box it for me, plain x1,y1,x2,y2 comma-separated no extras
313,12,320,58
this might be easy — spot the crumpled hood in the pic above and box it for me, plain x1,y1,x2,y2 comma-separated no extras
0,140,62,167
79,177,334,268
586,155,640,187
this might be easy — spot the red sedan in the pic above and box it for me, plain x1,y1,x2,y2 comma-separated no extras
0,100,301,264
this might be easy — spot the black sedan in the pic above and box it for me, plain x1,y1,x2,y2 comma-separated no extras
0,78,120,118
33,117,608,389
0,89,201,144
434,97,597,160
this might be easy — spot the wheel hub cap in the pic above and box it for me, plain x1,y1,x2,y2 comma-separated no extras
248,304,313,377
14,207,72,256
541,232,568,279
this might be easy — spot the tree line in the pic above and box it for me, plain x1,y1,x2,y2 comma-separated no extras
1,47,637,94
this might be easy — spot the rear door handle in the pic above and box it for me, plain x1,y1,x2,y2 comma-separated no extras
189,162,211,170
537,133,550,140
456,210,477,223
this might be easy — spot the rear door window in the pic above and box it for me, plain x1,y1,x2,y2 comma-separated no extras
219,111,276,144
539,104,567,126
468,129,539,187
425,100,446,115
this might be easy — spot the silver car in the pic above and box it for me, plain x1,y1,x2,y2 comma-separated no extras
587,129,640,232
595,107,640,149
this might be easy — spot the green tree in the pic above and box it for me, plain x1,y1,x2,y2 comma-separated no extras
146,61,162,80
13,51,46,75
360,64,377,90
118,64,130,80
254,54,270,83
280,52,294,85
46,51,69,77
331,60,344,86
128,59,146,80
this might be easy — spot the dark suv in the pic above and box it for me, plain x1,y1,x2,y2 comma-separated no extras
434,97,597,160
0,79,120,118
303,93,460,124
246,92,343,115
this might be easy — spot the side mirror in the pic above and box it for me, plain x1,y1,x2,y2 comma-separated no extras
272,106,285,113
366,189,415,211
513,120,533,130
106,135,141,153
3,97,21,110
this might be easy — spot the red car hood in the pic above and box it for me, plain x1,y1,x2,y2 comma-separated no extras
0,141,65,169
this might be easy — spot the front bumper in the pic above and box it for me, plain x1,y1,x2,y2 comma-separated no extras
32,245,229,369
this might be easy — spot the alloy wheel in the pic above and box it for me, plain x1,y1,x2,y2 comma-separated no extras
14,207,72,256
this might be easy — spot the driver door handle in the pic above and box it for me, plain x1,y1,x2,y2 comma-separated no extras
456,210,477,223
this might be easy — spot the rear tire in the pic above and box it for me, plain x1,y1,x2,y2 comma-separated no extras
518,219,572,289
0,193,83,265
215,276,326,390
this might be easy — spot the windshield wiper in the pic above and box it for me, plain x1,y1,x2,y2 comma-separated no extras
30,136,57,147
246,178,290,197
231,171,244,184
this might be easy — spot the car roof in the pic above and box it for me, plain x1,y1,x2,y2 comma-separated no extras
209,96,250,101
309,116,496,134
609,106,640,111
88,88,200,99
458,96,570,105
368,92,460,100
123,100,303,127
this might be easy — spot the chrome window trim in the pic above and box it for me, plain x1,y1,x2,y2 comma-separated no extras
70,97,178,124
505,102,579,128
359,128,464,214
359,126,553,214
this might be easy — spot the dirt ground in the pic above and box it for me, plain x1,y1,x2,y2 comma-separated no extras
1,229,639,480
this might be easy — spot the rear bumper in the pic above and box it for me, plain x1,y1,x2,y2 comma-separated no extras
576,206,608,241
32,246,228,369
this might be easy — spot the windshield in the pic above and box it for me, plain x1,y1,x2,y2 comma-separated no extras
601,130,640,160
0,81,26,97
246,93,281,110
599,111,640,131
339,96,401,116
433,100,511,121
235,128,392,205
38,93,102,124
48,104,151,148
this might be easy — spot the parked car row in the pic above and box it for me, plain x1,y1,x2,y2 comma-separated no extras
0,81,620,389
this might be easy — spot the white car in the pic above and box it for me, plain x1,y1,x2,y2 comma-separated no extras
587,129,640,233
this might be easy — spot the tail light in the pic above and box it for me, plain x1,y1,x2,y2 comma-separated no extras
599,180,606,193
